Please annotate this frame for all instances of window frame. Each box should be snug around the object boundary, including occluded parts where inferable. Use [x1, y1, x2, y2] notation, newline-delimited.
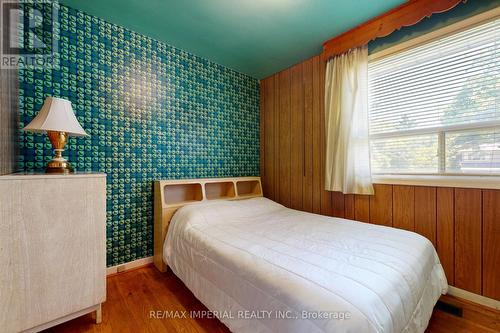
[367, 7, 500, 179]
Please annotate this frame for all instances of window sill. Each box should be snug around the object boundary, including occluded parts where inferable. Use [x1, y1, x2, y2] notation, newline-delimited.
[372, 175, 500, 190]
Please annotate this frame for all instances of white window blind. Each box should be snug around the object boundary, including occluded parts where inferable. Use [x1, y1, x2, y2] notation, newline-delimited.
[368, 17, 499, 175]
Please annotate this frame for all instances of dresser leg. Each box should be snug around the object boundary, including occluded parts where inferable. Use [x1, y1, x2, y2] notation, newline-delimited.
[95, 304, 102, 324]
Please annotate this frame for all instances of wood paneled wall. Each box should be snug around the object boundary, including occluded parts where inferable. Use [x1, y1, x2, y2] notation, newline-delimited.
[259, 57, 500, 301]
[260, 55, 330, 215]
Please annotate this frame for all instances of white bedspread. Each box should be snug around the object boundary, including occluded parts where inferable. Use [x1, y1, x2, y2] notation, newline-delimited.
[164, 197, 447, 333]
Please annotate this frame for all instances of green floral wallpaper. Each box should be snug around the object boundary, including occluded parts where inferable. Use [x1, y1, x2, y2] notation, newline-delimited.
[19, 2, 260, 266]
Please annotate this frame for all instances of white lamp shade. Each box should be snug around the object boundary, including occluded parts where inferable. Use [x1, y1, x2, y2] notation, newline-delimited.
[23, 97, 88, 137]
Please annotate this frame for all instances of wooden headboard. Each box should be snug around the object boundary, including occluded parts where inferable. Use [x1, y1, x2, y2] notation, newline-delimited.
[153, 177, 263, 272]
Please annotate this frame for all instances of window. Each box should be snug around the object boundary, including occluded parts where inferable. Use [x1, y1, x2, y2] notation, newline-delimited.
[368, 16, 499, 175]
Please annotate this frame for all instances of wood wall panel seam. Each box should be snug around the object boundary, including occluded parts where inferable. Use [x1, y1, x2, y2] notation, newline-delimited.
[311, 56, 322, 214]
[265, 77, 276, 200]
[279, 70, 291, 207]
[436, 187, 455, 286]
[354, 194, 370, 223]
[369, 184, 393, 226]
[414, 186, 437, 246]
[290, 64, 304, 210]
[344, 194, 355, 220]
[331, 191, 345, 218]
[319, 56, 333, 216]
[302, 59, 314, 212]
[482, 190, 500, 300]
[393, 185, 415, 231]
[454, 188, 482, 294]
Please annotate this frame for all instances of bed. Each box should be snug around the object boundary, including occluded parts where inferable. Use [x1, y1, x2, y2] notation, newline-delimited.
[154, 177, 448, 333]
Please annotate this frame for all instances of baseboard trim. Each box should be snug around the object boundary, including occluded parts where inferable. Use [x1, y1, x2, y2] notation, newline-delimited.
[447, 286, 500, 310]
[107, 256, 153, 276]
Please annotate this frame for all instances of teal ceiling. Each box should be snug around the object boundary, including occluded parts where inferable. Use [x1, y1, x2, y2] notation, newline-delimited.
[59, 0, 406, 78]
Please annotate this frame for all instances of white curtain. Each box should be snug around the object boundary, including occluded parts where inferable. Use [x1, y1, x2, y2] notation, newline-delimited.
[324, 46, 374, 195]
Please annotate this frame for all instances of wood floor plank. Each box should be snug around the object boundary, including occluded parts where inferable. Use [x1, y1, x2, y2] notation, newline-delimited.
[113, 269, 177, 333]
[439, 295, 500, 332]
[142, 267, 228, 333]
[426, 310, 498, 333]
[43, 265, 499, 333]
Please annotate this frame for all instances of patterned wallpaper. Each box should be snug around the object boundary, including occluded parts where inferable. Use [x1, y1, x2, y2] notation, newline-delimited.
[19, 2, 260, 266]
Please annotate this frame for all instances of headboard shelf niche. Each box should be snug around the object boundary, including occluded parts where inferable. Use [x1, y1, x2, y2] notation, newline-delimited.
[154, 177, 262, 272]
[163, 183, 203, 206]
[205, 181, 236, 200]
[237, 179, 262, 197]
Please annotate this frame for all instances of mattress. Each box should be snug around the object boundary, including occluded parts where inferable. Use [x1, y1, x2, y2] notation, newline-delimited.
[164, 197, 448, 333]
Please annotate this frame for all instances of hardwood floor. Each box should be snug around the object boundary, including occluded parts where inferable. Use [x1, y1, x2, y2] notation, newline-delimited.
[44, 265, 500, 333]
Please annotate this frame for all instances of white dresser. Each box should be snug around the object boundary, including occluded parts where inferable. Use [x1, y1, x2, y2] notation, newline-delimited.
[0, 173, 106, 333]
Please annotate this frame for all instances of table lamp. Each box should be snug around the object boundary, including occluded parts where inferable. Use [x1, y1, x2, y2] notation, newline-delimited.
[23, 97, 88, 173]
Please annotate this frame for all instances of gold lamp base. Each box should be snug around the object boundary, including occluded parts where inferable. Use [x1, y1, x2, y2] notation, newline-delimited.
[46, 159, 74, 174]
[46, 131, 74, 174]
